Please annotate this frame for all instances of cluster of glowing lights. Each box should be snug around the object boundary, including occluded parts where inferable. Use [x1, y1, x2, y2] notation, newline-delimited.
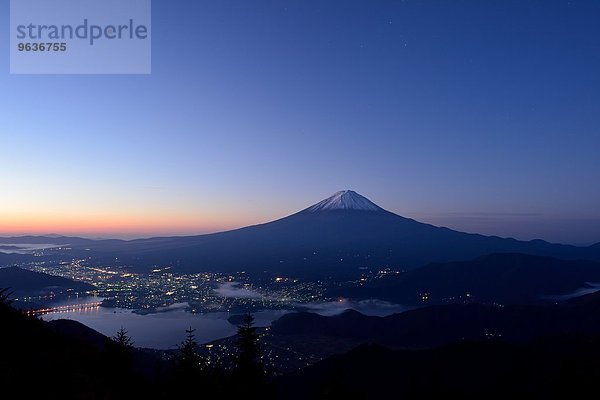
[26, 301, 102, 316]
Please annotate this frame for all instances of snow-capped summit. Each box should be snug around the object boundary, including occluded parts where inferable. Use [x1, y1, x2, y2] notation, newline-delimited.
[304, 190, 383, 212]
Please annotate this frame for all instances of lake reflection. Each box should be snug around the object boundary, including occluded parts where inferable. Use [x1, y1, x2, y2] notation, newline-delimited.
[42, 296, 410, 349]
[43, 306, 289, 349]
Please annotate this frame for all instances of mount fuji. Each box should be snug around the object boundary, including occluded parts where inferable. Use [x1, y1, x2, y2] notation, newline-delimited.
[45, 190, 599, 277]
[303, 190, 383, 212]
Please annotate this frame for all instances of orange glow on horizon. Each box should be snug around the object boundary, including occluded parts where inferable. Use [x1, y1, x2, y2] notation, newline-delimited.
[0, 211, 260, 238]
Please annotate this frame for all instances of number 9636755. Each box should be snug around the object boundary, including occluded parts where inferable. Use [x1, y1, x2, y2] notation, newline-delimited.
[17, 42, 67, 52]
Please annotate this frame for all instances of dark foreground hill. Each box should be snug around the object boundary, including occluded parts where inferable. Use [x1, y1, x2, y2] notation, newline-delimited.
[276, 338, 600, 400]
[0, 296, 161, 398]
[0, 266, 94, 297]
[0, 292, 270, 399]
[3, 286, 600, 399]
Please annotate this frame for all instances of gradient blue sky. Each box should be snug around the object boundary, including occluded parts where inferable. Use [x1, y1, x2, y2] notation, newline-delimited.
[1, 0, 599, 244]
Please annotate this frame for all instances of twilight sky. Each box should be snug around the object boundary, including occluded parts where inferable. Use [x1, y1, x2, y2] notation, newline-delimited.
[1, 0, 599, 244]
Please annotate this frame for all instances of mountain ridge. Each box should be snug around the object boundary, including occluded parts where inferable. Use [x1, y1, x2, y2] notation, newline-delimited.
[1, 191, 599, 275]
[0, 266, 94, 296]
[333, 253, 600, 305]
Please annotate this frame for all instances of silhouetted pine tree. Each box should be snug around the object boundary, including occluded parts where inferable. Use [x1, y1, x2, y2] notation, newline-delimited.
[113, 326, 133, 349]
[178, 327, 202, 370]
[104, 326, 136, 396]
[172, 326, 207, 394]
[233, 313, 267, 395]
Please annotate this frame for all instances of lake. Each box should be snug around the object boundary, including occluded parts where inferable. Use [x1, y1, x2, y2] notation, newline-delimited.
[43, 303, 289, 349]
[42, 297, 411, 349]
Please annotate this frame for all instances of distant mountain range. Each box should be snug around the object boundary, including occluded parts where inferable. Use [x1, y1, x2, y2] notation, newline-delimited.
[332, 253, 600, 305]
[271, 291, 600, 349]
[1, 191, 599, 277]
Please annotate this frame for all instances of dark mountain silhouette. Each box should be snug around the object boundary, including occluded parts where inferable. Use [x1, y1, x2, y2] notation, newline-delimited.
[201, 291, 600, 375]
[2, 283, 600, 399]
[246, 291, 600, 374]
[0, 296, 164, 398]
[0, 266, 94, 296]
[53, 190, 600, 276]
[0, 235, 123, 246]
[3, 191, 599, 276]
[271, 291, 600, 349]
[276, 338, 600, 399]
[0, 245, 24, 251]
[334, 253, 600, 305]
[0, 236, 124, 267]
[0, 302, 108, 397]
[47, 318, 111, 349]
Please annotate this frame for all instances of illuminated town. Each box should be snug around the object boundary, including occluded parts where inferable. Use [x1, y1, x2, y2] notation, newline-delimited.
[14, 258, 337, 314]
